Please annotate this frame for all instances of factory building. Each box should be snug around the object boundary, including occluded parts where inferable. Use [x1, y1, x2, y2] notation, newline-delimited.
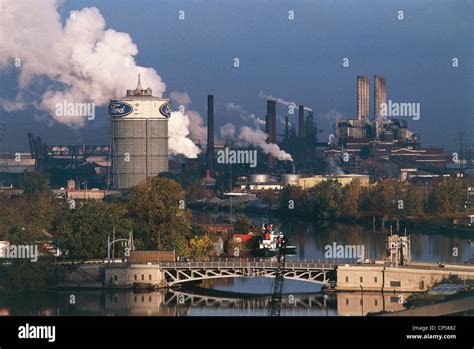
[357, 76, 369, 120]
[110, 75, 170, 189]
[374, 75, 387, 137]
[298, 174, 370, 189]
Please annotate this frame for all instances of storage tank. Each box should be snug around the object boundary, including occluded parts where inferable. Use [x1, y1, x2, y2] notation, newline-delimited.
[281, 174, 300, 186]
[110, 75, 170, 189]
[249, 174, 270, 183]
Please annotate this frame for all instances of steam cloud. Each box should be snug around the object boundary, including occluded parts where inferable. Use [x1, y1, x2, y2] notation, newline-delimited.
[238, 126, 293, 161]
[220, 123, 236, 139]
[168, 111, 201, 158]
[0, 0, 200, 158]
[258, 91, 312, 112]
[170, 91, 207, 144]
[225, 102, 265, 126]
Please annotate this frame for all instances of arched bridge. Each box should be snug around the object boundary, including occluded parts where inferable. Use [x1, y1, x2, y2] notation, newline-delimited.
[165, 289, 329, 309]
[158, 259, 337, 286]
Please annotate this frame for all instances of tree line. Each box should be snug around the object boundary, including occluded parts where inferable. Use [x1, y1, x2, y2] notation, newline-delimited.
[0, 174, 215, 291]
[278, 177, 467, 221]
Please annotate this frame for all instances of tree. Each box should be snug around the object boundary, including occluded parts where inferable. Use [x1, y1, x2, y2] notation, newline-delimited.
[21, 172, 50, 194]
[278, 185, 310, 216]
[55, 201, 131, 259]
[426, 178, 464, 215]
[128, 177, 191, 251]
[340, 180, 363, 217]
[401, 183, 426, 217]
[308, 179, 342, 221]
[360, 181, 397, 218]
[0, 193, 59, 244]
[187, 235, 214, 260]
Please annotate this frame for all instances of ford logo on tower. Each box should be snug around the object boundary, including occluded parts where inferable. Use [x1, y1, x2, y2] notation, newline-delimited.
[160, 103, 171, 118]
[109, 101, 133, 117]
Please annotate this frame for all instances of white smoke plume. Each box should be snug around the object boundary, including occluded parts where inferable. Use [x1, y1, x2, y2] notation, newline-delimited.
[258, 91, 312, 112]
[169, 91, 192, 106]
[170, 91, 207, 144]
[225, 102, 265, 127]
[220, 123, 236, 139]
[238, 126, 293, 161]
[0, 0, 200, 158]
[327, 157, 344, 175]
[168, 111, 201, 158]
[321, 109, 343, 133]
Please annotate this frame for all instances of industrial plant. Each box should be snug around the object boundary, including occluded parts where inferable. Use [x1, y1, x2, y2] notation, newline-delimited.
[0, 74, 470, 197]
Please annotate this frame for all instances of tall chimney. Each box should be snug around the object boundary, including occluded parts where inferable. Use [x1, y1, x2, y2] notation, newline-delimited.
[285, 116, 289, 141]
[207, 95, 214, 174]
[298, 105, 305, 137]
[357, 76, 369, 120]
[266, 100, 277, 169]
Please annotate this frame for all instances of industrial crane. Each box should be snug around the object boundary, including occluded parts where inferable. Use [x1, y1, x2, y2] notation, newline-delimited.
[268, 237, 287, 317]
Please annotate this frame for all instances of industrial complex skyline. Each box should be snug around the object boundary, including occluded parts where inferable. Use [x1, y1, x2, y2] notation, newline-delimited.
[0, 0, 472, 153]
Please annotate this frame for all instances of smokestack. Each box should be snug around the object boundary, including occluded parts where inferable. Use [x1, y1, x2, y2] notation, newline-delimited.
[357, 76, 369, 120]
[265, 100, 277, 169]
[207, 95, 215, 174]
[285, 116, 289, 141]
[374, 75, 387, 119]
[298, 105, 305, 137]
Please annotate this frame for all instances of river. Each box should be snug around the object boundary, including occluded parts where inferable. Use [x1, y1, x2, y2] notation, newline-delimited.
[0, 214, 472, 316]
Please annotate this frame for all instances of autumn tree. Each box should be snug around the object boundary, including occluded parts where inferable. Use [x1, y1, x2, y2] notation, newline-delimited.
[308, 179, 343, 221]
[55, 201, 132, 259]
[340, 179, 363, 217]
[128, 177, 192, 251]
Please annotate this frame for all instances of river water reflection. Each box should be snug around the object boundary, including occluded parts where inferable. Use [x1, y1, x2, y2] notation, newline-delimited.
[0, 218, 472, 316]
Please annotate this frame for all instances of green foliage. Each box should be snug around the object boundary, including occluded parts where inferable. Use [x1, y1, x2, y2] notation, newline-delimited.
[426, 178, 464, 215]
[308, 179, 343, 220]
[128, 177, 191, 251]
[0, 256, 55, 292]
[55, 201, 132, 259]
[278, 177, 467, 220]
[360, 181, 397, 218]
[0, 193, 59, 243]
[187, 235, 214, 261]
[20, 172, 50, 194]
[340, 180, 363, 217]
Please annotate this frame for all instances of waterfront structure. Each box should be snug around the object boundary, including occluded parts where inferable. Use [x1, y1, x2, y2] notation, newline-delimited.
[110, 75, 170, 189]
[386, 234, 411, 266]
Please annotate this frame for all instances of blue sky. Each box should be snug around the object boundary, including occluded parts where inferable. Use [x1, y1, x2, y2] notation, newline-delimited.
[1, 0, 472, 152]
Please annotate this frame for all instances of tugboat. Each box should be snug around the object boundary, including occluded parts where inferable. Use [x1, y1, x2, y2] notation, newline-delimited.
[254, 223, 297, 257]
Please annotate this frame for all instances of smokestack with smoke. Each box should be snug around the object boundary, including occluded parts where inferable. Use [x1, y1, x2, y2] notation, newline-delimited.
[298, 105, 305, 137]
[265, 100, 277, 169]
[0, 0, 200, 158]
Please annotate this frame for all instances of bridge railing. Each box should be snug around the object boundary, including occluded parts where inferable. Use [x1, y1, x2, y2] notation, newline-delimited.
[157, 260, 336, 270]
